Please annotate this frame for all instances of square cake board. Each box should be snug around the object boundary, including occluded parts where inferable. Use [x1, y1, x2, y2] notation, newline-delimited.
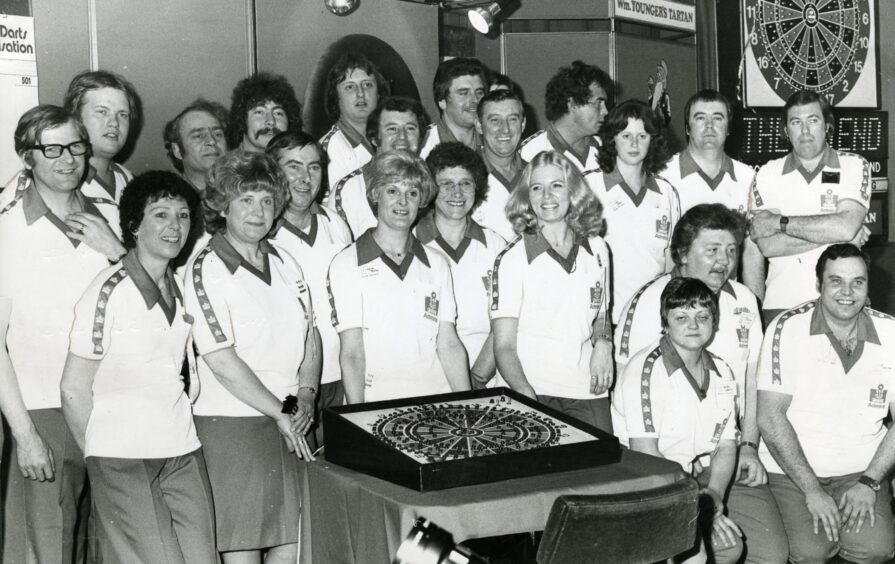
[323, 387, 621, 491]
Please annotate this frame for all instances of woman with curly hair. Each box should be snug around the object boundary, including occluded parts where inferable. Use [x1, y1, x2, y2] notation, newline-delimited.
[490, 150, 613, 431]
[590, 99, 680, 325]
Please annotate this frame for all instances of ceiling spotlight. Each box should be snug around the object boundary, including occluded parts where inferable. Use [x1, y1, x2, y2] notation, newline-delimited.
[324, 0, 359, 16]
[468, 1, 502, 34]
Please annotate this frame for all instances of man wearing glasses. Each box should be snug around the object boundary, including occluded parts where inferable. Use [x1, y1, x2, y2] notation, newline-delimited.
[0, 105, 123, 563]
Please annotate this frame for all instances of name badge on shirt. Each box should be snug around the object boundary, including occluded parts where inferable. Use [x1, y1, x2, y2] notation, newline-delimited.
[590, 282, 603, 310]
[820, 189, 839, 213]
[424, 292, 439, 322]
[822, 171, 840, 184]
[361, 265, 380, 278]
[716, 380, 737, 396]
[868, 384, 888, 408]
[655, 215, 670, 239]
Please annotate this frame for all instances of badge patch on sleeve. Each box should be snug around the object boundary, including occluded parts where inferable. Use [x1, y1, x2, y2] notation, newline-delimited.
[424, 292, 439, 322]
[590, 282, 603, 310]
[655, 215, 670, 239]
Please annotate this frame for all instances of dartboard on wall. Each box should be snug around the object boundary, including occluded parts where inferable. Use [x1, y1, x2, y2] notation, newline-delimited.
[741, 0, 878, 107]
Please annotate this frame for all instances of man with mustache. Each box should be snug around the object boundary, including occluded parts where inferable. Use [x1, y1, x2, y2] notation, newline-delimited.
[63, 70, 140, 204]
[519, 60, 610, 174]
[749, 90, 870, 326]
[229, 72, 302, 153]
[419, 57, 487, 159]
[164, 98, 229, 194]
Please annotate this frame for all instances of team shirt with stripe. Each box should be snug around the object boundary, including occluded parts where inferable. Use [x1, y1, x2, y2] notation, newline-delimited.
[325, 168, 377, 239]
[184, 234, 314, 417]
[519, 125, 601, 174]
[80, 163, 133, 204]
[0, 176, 120, 409]
[661, 149, 755, 215]
[69, 253, 200, 459]
[587, 169, 681, 323]
[320, 121, 374, 191]
[269, 204, 351, 386]
[611, 335, 738, 470]
[489, 231, 610, 399]
[750, 147, 871, 311]
[419, 120, 483, 160]
[326, 229, 457, 402]
[757, 302, 895, 477]
[415, 212, 506, 366]
[615, 274, 761, 412]
[473, 158, 522, 242]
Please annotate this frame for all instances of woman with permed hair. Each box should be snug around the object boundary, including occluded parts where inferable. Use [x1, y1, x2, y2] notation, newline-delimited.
[183, 150, 321, 564]
[589, 98, 680, 325]
[490, 150, 614, 431]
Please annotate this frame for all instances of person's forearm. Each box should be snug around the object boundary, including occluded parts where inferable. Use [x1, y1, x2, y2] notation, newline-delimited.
[741, 238, 766, 301]
[759, 404, 821, 493]
[787, 211, 863, 243]
[741, 362, 759, 444]
[0, 358, 38, 441]
[340, 353, 365, 404]
[298, 328, 322, 390]
[470, 334, 497, 388]
[494, 346, 535, 395]
[707, 442, 737, 499]
[754, 233, 821, 258]
[203, 348, 287, 418]
[437, 331, 471, 392]
[60, 384, 92, 454]
[862, 414, 895, 481]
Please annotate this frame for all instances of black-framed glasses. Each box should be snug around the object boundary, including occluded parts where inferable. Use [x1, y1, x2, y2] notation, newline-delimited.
[31, 140, 90, 158]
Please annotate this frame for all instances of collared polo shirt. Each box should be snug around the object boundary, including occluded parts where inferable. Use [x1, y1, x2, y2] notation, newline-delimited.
[757, 302, 895, 477]
[320, 120, 374, 191]
[80, 163, 133, 204]
[69, 253, 200, 459]
[0, 177, 119, 409]
[612, 335, 739, 470]
[269, 204, 351, 385]
[615, 273, 762, 412]
[419, 120, 483, 159]
[473, 156, 523, 242]
[751, 148, 871, 311]
[490, 231, 610, 399]
[661, 149, 755, 214]
[588, 168, 681, 323]
[185, 234, 314, 417]
[327, 230, 457, 402]
[326, 167, 377, 239]
[415, 212, 505, 364]
[519, 124, 601, 174]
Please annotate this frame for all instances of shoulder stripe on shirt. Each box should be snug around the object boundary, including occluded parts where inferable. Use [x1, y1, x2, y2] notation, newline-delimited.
[325, 268, 339, 327]
[770, 302, 815, 385]
[619, 274, 666, 357]
[0, 174, 29, 215]
[519, 130, 543, 150]
[91, 267, 128, 355]
[866, 308, 895, 322]
[192, 247, 228, 343]
[640, 345, 663, 433]
[490, 235, 521, 311]
[320, 125, 338, 150]
[332, 168, 364, 233]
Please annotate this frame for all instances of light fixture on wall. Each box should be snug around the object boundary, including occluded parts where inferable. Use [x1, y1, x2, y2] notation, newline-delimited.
[467, 1, 502, 33]
[396, 0, 516, 34]
[324, 0, 360, 16]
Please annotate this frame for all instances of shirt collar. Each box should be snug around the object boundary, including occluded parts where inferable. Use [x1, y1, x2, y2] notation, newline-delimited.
[522, 230, 592, 263]
[121, 251, 178, 309]
[809, 302, 880, 345]
[602, 167, 662, 194]
[435, 119, 482, 152]
[209, 232, 280, 274]
[484, 154, 524, 191]
[679, 148, 737, 181]
[337, 118, 375, 153]
[355, 229, 430, 268]
[415, 211, 487, 246]
[21, 178, 102, 226]
[782, 146, 840, 174]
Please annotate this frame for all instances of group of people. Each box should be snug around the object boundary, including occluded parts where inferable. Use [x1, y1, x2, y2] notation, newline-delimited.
[0, 49, 890, 564]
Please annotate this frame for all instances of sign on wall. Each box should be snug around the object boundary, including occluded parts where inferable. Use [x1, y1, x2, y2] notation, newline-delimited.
[740, 0, 878, 108]
[612, 0, 695, 33]
[0, 12, 39, 185]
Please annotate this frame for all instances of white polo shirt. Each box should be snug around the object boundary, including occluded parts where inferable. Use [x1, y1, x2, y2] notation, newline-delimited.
[419, 120, 483, 160]
[751, 148, 871, 311]
[69, 253, 200, 459]
[415, 212, 505, 364]
[615, 274, 762, 412]
[661, 149, 755, 215]
[326, 168, 377, 240]
[588, 169, 681, 323]
[519, 124, 601, 174]
[269, 204, 351, 386]
[757, 302, 895, 477]
[612, 336, 739, 470]
[327, 230, 457, 402]
[0, 177, 120, 409]
[473, 157, 522, 242]
[320, 120, 374, 191]
[490, 231, 611, 399]
[80, 163, 132, 204]
[185, 234, 314, 417]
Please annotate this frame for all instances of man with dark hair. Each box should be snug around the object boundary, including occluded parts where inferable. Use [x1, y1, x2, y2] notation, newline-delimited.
[229, 72, 302, 153]
[419, 57, 487, 158]
[758, 243, 895, 564]
[327, 96, 429, 237]
[749, 90, 870, 325]
[63, 69, 141, 203]
[615, 203, 788, 564]
[320, 52, 390, 188]
[163, 98, 229, 193]
[519, 60, 610, 173]
[474, 89, 526, 241]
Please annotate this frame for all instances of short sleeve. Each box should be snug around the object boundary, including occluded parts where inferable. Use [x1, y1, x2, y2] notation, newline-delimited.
[489, 243, 523, 319]
[69, 270, 121, 360]
[615, 282, 661, 367]
[838, 153, 872, 209]
[666, 182, 682, 231]
[756, 315, 794, 396]
[326, 248, 363, 332]
[184, 253, 235, 355]
[616, 352, 661, 439]
[749, 166, 769, 213]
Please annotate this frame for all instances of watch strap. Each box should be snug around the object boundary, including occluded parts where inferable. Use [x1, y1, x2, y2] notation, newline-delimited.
[858, 475, 881, 492]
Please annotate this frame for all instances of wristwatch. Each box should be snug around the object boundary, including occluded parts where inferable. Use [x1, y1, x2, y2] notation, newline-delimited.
[779, 216, 790, 234]
[858, 475, 881, 492]
[298, 386, 317, 396]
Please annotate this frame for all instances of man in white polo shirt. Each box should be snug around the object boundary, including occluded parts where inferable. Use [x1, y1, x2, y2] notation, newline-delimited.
[519, 60, 610, 174]
[749, 90, 870, 326]
[163, 98, 229, 194]
[758, 243, 895, 564]
[228, 72, 303, 154]
[320, 52, 390, 188]
[419, 57, 487, 159]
